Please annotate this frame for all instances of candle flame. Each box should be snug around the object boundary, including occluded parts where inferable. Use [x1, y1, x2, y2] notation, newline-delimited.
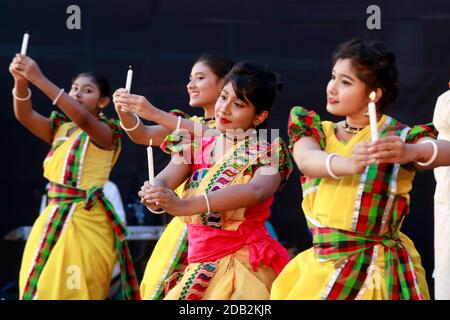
[369, 91, 376, 101]
[149, 139, 152, 146]
[129, 65, 132, 69]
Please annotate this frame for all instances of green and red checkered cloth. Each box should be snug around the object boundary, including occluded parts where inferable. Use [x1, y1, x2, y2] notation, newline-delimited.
[310, 224, 422, 299]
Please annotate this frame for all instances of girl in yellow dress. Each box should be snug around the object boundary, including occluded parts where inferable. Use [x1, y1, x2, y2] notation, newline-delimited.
[139, 62, 292, 299]
[9, 54, 139, 299]
[271, 39, 450, 300]
[113, 55, 234, 299]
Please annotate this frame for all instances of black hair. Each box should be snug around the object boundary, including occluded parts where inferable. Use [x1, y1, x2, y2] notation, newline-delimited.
[195, 54, 234, 79]
[223, 61, 281, 128]
[332, 38, 399, 112]
[72, 72, 111, 98]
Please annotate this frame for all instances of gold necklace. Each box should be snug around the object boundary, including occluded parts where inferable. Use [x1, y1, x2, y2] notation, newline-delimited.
[342, 121, 364, 134]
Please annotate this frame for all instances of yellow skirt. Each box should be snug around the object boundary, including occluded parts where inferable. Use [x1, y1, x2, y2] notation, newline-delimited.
[164, 250, 276, 300]
[19, 202, 116, 300]
[271, 233, 430, 300]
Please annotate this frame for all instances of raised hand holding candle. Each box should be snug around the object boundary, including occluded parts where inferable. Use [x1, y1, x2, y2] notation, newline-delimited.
[368, 91, 379, 141]
[147, 139, 155, 185]
[20, 32, 29, 55]
[125, 66, 133, 92]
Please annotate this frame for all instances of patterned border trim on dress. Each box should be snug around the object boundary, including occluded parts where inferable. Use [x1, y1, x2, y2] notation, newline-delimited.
[355, 244, 380, 299]
[24, 203, 76, 299]
[320, 258, 348, 300]
[76, 135, 89, 187]
[25, 205, 59, 300]
[379, 126, 409, 233]
[149, 225, 188, 300]
[405, 249, 423, 299]
[179, 262, 218, 300]
[302, 177, 321, 197]
[60, 132, 80, 185]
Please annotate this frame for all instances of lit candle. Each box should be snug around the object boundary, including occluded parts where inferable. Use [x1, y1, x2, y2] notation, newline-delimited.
[147, 139, 155, 185]
[20, 32, 29, 55]
[125, 66, 133, 92]
[368, 91, 378, 141]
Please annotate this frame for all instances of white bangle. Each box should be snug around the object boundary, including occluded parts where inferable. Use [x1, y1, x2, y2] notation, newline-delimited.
[417, 140, 438, 166]
[52, 88, 65, 105]
[12, 88, 32, 101]
[148, 207, 165, 215]
[120, 113, 141, 131]
[203, 193, 211, 214]
[325, 153, 342, 179]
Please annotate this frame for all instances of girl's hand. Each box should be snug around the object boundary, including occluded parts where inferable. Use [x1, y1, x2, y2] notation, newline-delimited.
[112, 92, 158, 121]
[367, 136, 416, 164]
[138, 181, 158, 212]
[351, 141, 376, 174]
[138, 182, 184, 215]
[9, 54, 44, 84]
[112, 88, 131, 115]
[9, 55, 27, 82]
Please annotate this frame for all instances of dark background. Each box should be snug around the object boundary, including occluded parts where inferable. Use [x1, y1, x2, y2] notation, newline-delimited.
[1, 0, 449, 299]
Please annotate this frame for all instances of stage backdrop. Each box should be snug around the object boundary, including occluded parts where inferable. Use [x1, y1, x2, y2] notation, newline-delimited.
[1, 0, 449, 298]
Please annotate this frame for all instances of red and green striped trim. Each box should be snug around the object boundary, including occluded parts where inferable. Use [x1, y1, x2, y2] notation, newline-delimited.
[22, 203, 73, 300]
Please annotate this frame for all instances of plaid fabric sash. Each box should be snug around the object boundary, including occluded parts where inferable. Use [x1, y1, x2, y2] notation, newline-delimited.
[310, 225, 423, 300]
[22, 182, 140, 300]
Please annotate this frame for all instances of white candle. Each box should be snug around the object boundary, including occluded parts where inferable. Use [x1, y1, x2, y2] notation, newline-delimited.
[368, 91, 378, 141]
[147, 139, 155, 185]
[146, 139, 164, 214]
[125, 66, 133, 92]
[20, 32, 29, 55]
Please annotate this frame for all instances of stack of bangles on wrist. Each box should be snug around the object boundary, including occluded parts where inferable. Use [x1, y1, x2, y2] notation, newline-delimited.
[325, 152, 342, 179]
[120, 113, 141, 131]
[416, 140, 438, 166]
[12, 87, 32, 101]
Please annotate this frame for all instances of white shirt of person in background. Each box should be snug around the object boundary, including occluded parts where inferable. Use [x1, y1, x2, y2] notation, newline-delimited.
[433, 88, 450, 300]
